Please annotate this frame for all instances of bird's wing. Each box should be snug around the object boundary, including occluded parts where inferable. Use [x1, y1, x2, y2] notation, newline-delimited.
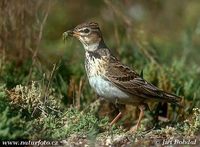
[104, 56, 181, 104]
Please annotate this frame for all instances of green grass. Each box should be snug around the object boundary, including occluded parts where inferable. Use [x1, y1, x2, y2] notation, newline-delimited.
[0, 45, 200, 145]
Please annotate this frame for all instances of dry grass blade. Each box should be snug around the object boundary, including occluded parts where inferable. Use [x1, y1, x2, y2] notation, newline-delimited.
[104, 0, 132, 27]
[27, 0, 52, 81]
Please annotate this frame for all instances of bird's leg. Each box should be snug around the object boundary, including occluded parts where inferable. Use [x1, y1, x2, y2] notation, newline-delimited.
[130, 104, 146, 133]
[110, 111, 122, 125]
[110, 98, 124, 126]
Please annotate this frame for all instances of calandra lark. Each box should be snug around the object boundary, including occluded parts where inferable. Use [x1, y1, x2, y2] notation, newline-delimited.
[63, 22, 181, 132]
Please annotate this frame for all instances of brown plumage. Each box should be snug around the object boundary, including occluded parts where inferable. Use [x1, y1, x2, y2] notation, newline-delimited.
[106, 56, 181, 104]
[64, 22, 182, 132]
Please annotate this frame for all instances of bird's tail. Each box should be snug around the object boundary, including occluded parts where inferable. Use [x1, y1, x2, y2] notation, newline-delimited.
[162, 91, 182, 107]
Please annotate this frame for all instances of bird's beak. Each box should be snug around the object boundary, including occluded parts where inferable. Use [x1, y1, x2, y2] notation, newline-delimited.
[67, 30, 74, 36]
[63, 29, 80, 40]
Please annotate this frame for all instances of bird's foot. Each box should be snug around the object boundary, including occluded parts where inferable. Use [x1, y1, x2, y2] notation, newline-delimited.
[129, 125, 139, 133]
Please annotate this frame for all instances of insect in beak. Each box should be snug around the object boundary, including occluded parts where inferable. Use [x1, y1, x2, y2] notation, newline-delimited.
[63, 29, 81, 42]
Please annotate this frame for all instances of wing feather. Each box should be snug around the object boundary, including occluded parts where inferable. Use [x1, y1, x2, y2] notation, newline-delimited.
[105, 57, 181, 104]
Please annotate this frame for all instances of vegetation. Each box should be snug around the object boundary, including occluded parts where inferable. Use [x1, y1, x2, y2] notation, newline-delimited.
[0, 0, 200, 146]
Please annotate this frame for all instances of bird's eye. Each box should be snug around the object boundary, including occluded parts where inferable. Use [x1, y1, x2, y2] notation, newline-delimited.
[83, 29, 90, 33]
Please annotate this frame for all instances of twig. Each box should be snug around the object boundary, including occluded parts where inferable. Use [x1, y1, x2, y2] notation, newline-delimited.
[31, 105, 48, 117]
[44, 63, 58, 103]
[27, 0, 51, 82]
[76, 77, 85, 110]
[46, 105, 62, 114]
[34, 0, 51, 59]
[0, 48, 5, 74]
[31, 63, 58, 117]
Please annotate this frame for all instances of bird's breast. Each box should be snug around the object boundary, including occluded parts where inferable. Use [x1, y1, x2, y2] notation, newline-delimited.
[85, 52, 129, 101]
[84, 52, 141, 104]
[88, 75, 129, 102]
[85, 52, 107, 77]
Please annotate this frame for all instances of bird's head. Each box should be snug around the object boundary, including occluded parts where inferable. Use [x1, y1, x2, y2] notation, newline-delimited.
[63, 22, 105, 51]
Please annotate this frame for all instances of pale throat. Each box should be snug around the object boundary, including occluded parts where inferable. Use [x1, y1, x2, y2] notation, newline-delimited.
[79, 36, 102, 51]
[82, 42, 99, 51]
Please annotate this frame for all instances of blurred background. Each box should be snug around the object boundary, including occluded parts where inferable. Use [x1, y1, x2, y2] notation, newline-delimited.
[1, 0, 200, 63]
[0, 0, 200, 141]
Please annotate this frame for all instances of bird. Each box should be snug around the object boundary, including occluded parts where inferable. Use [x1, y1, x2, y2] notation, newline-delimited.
[63, 22, 181, 132]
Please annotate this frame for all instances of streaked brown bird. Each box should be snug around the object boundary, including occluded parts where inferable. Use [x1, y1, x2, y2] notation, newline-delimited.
[63, 22, 181, 132]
